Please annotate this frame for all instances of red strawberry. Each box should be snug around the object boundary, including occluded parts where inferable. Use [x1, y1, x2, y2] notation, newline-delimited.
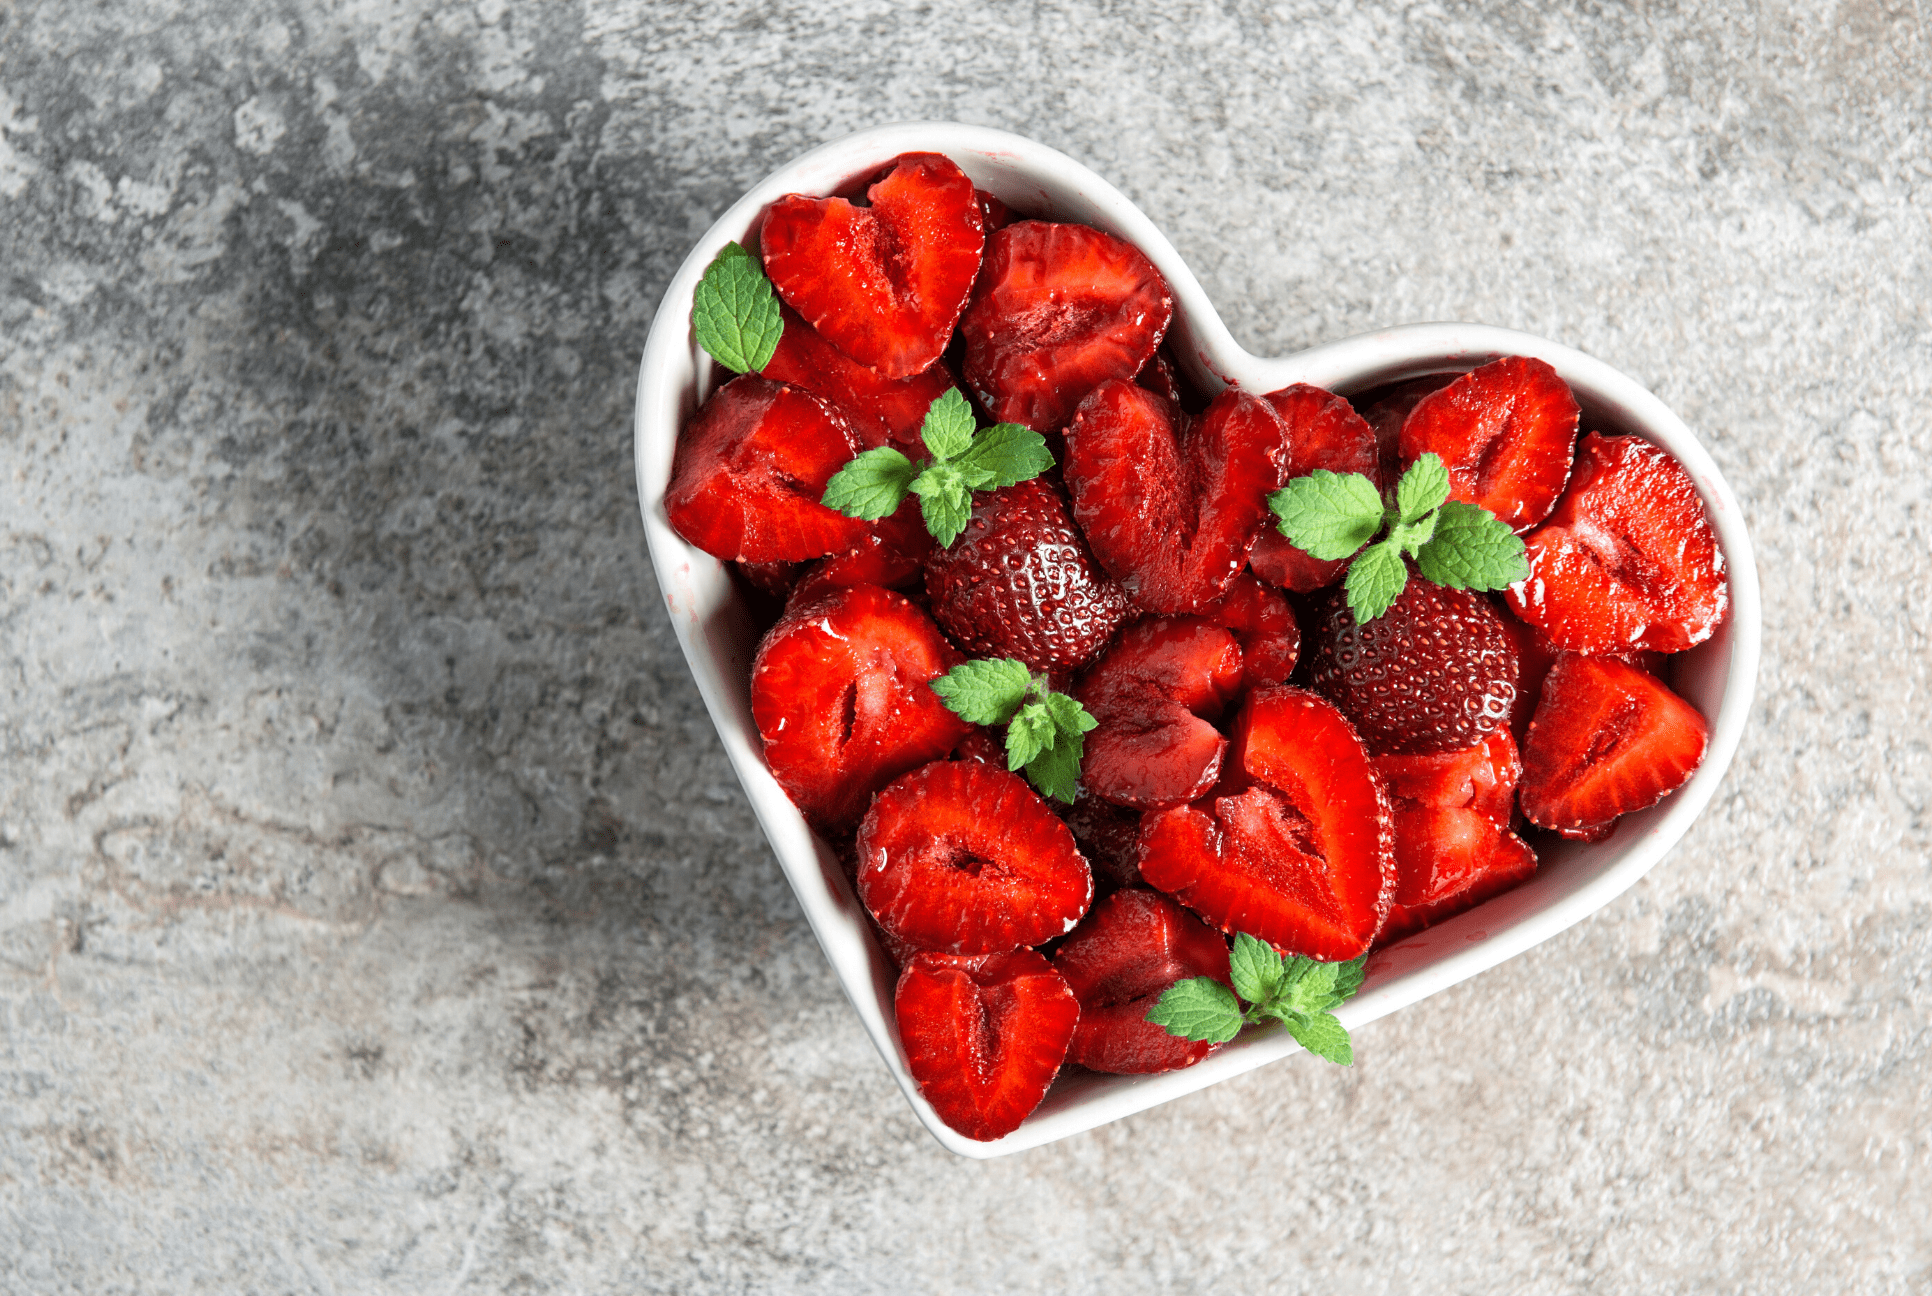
[666, 376, 871, 564]
[1379, 830, 1538, 945]
[924, 477, 1132, 673]
[761, 152, 984, 379]
[761, 304, 958, 456]
[857, 761, 1093, 954]
[1399, 356, 1579, 532]
[1357, 373, 1456, 489]
[1506, 432, 1729, 654]
[895, 948, 1079, 1142]
[1139, 687, 1395, 960]
[1518, 653, 1709, 833]
[791, 501, 935, 603]
[975, 188, 1016, 232]
[1307, 577, 1519, 755]
[1375, 724, 1522, 824]
[1248, 384, 1381, 593]
[1499, 609, 1562, 741]
[1075, 617, 1244, 810]
[960, 222, 1174, 432]
[1199, 572, 1300, 686]
[1053, 890, 1233, 1074]
[1057, 794, 1145, 892]
[750, 586, 971, 832]
[1065, 382, 1292, 613]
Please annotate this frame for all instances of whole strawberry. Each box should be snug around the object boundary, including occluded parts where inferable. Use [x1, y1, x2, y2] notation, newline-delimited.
[925, 477, 1131, 673]
[1307, 577, 1519, 755]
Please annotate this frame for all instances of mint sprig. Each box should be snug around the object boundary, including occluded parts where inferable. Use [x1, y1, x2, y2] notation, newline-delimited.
[1267, 452, 1528, 622]
[820, 390, 1053, 546]
[929, 658, 1098, 803]
[691, 242, 783, 374]
[1145, 933, 1368, 1065]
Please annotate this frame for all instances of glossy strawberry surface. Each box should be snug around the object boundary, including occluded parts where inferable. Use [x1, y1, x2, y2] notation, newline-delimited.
[1199, 572, 1299, 687]
[1053, 890, 1233, 1074]
[1249, 383, 1382, 593]
[1074, 617, 1243, 809]
[1519, 653, 1709, 833]
[761, 304, 958, 456]
[1398, 355, 1579, 532]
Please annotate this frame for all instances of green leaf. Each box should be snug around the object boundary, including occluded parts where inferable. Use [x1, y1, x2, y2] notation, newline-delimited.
[1039, 690, 1098, 739]
[909, 465, 973, 547]
[1280, 1010, 1354, 1065]
[691, 242, 783, 373]
[1395, 452, 1451, 524]
[1267, 470, 1386, 562]
[1228, 933, 1284, 1006]
[1414, 501, 1530, 591]
[1005, 700, 1057, 769]
[820, 447, 919, 521]
[1330, 955, 1368, 1005]
[1387, 509, 1439, 561]
[1343, 538, 1409, 622]
[919, 388, 976, 463]
[1283, 958, 1342, 1011]
[1146, 977, 1246, 1044]
[955, 423, 1054, 489]
[929, 658, 1032, 726]
[1022, 735, 1084, 804]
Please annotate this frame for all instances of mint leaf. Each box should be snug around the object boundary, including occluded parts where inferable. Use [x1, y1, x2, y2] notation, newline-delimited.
[929, 658, 1031, 726]
[820, 447, 918, 521]
[909, 465, 973, 547]
[1146, 977, 1245, 1044]
[1329, 955, 1368, 1006]
[1343, 538, 1409, 622]
[1228, 933, 1284, 1006]
[1281, 957, 1342, 1012]
[954, 423, 1054, 489]
[1039, 690, 1097, 742]
[1280, 1011, 1353, 1065]
[691, 242, 783, 373]
[1387, 509, 1438, 560]
[1395, 452, 1451, 524]
[1414, 501, 1530, 591]
[1267, 470, 1385, 562]
[919, 388, 976, 463]
[1005, 700, 1057, 769]
[1022, 733, 1084, 804]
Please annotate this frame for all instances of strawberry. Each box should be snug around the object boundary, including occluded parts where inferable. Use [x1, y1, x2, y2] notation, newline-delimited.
[923, 477, 1132, 673]
[1248, 384, 1381, 593]
[1378, 830, 1538, 944]
[975, 188, 1016, 232]
[1065, 382, 1292, 613]
[1506, 432, 1729, 654]
[1057, 794, 1145, 892]
[1375, 724, 1522, 824]
[857, 760, 1093, 954]
[1199, 571, 1300, 686]
[666, 376, 871, 564]
[761, 152, 984, 379]
[1358, 373, 1456, 488]
[1139, 687, 1395, 960]
[750, 585, 971, 832]
[1518, 653, 1709, 834]
[790, 501, 935, 604]
[1307, 576, 1519, 755]
[1399, 356, 1578, 531]
[1074, 617, 1244, 810]
[1052, 890, 1233, 1074]
[895, 948, 1079, 1141]
[760, 304, 958, 456]
[959, 222, 1174, 432]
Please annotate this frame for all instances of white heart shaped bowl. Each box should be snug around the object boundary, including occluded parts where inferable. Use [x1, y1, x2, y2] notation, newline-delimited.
[634, 122, 1761, 1158]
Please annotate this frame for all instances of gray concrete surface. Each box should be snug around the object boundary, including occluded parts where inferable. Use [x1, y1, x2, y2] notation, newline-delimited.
[2, 1, 1928, 1291]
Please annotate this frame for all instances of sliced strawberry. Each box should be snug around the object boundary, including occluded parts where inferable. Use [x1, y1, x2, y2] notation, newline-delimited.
[975, 188, 1016, 232]
[1057, 794, 1145, 892]
[1379, 830, 1538, 945]
[1139, 687, 1395, 960]
[734, 559, 799, 600]
[1249, 384, 1382, 593]
[1398, 356, 1580, 532]
[949, 726, 1007, 768]
[857, 761, 1093, 954]
[895, 948, 1079, 1142]
[1500, 609, 1561, 741]
[1374, 725, 1522, 825]
[1200, 572, 1299, 686]
[750, 586, 971, 832]
[1518, 653, 1709, 833]
[761, 152, 984, 379]
[1065, 382, 1292, 613]
[666, 376, 871, 564]
[791, 501, 935, 603]
[1308, 577, 1519, 755]
[1053, 891, 1232, 1074]
[761, 304, 958, 455]
[960, 222, 1173, 432]
[1357, 373, 1456, 487]
[1506, 432, 1729, 654]
[1075, 617, 1242, 810]
[924, 477, 1131, 673]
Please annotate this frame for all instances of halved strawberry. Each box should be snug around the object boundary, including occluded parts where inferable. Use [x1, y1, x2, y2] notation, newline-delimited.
[895, 948, 1079, 1141]
[1378, 830, 1538, 945]
[924, 477, 1132, 673]
[790, 501, 935, 604]
[1057, 794, 1145, 892]
[960, 222, 1173, 431]
[750, 585, 971, 832]
[1506, 432, 1729, 654]
[1065, 382, 1292, 613]
[1248, 384, 1381, 593]
[761, 152, 984, 379]
[1518, 653, 1709, 833]
[1399, 356, 1579, 532]
[1200, 572, 1300, 686]
[666, 376, 871, 563]
[1075, 617, 1244, 810]
[1374, 724, 1522, 824]
[761, 304, 959, 456]
[857, 761, 1093, 954]
[1139, 687, 1395, 960]
[1357, 373, 1456, 487]
[1052, 890, 1233, 1074]
[975, 188, 1016, 232]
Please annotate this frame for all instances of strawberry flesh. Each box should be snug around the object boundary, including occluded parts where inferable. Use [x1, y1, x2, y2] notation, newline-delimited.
[1053, 890, 1233, 1074]
[1199, 572, 1300, 686]
[1398, 356, 1579, 532]
[1057, 795, 1146, 892]
[1518, 653, 1709, 833]
[761, 152, 984, 379]
[791, 501, 935, 603]
[895, 948, 1079, 1142]
[1074, 617, 1244, 810]
[1249, 384, 1381, 593]
[761, 304, 959, 456]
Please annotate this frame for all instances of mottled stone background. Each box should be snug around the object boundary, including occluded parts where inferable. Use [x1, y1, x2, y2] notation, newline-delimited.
[2, 0, 1927, 1291]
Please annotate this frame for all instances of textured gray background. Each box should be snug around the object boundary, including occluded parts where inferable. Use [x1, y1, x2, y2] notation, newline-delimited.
[2, 0, 1928, 1291]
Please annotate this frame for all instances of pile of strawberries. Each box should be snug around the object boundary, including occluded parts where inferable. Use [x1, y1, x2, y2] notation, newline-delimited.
[663, 152, 1729, 1141]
